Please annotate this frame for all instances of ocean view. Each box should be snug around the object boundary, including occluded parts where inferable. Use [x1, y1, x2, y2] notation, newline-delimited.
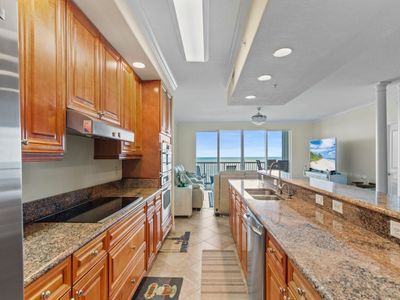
[196, 157, 281, 162]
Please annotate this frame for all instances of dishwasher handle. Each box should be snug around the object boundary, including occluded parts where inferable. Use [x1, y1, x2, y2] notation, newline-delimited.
[250, 224, 263, 236]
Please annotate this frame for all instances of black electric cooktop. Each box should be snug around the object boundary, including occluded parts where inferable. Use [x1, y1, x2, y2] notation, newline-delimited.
[36, 196, 142, 223]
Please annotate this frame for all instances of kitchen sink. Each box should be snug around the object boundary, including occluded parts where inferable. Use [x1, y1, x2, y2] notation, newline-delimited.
[245, 188, 280, 201]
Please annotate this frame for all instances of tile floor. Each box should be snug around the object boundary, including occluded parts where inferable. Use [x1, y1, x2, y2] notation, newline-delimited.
[147, 208, 246, 299]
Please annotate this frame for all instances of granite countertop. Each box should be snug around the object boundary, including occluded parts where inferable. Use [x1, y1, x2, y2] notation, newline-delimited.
[230, 179, 400, 300]
[258, 170, 400, 220]
[23, 187, 161, 287]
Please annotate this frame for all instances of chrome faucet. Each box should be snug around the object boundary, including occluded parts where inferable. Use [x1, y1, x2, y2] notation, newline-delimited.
[269, 161, 282, 190]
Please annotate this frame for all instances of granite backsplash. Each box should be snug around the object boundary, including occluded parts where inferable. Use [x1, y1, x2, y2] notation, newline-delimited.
[23, 178, 160, 224]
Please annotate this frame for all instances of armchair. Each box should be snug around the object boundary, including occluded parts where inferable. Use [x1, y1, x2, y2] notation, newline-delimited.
[174, 164, 204, 209]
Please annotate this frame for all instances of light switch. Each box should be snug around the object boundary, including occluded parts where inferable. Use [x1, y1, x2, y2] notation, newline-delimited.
[332, 200, 343, 214]
[315, 194, 324, 206]
[390, 220, 400, 239]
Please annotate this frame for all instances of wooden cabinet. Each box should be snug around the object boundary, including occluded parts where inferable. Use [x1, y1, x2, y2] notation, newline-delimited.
[72, 255, 108, 300]
[160, 87, 172, 136]
[109, 220, 146, 295]
[287, 260, 321, 300]
[122, 80, 172, 181]
[66, 0, 100, 118]
[72, 232, 108, 283]
[266, 260, 286, 300]
[155, 196, 163, 251]
[100, 39, 121, 125]
[19, 0, 66, 161]
[24, 258, 71, 300]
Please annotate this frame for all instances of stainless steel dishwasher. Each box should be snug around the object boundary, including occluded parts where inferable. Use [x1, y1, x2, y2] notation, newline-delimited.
[245, 209, 265, 300]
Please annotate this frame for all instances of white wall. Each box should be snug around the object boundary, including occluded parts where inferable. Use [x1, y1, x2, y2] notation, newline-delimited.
[175, 121, 314, 179]
[312, 85, 398, 183]
[22, 135, 122, 202]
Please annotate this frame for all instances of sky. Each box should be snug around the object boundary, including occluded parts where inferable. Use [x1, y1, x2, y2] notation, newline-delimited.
[196, 130, 284, 158]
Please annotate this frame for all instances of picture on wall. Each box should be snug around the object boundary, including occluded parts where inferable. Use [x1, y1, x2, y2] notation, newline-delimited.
[309, 138, 336, 172]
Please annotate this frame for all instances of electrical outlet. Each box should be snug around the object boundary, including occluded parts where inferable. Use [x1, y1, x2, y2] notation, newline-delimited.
[315, 211, 324, 224]
[332, 200, 343, 214]
[390, 220, 400, 239]
[273, 179, 278, 186]
[315, 194, 324, 206]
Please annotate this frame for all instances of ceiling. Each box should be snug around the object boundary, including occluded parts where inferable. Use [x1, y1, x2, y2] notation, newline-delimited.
[74, 0, 400, 122]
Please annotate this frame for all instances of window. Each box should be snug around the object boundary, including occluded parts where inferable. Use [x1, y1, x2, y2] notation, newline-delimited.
[244, 130, 266, 170]
[195, 130, 289, 186]
[196, 131, 218, 184]
[219, 131, 241, 171]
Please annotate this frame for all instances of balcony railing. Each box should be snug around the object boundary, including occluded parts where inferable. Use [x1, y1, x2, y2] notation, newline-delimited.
[196, 161, 266, 184]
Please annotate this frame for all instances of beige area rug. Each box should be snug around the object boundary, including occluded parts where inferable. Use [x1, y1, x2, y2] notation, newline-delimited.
[201, 250, 248, 300]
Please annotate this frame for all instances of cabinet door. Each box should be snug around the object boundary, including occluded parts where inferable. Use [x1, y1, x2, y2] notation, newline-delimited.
[73, 256, 108, 300]
[240, 219, 247, 277]
[166, 94, 172, 135]
[266, 261, 286, 300]
[19, 0, 66, 160]
[67, 0, 100, 118]
[160, 86, 168, 135]
[120, 60, 135, 154]
[100, 40, 121, 125]
[155, 204, 162, 251]
[132, 75, 143, 154]
[147, 210, 156, 268]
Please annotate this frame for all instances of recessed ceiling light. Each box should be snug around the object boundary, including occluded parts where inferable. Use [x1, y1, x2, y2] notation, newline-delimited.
[273, 48, 292, 58]
[132, 62, 145, 69]
[245, 95, 256, 100]
[173, 0, 206, 62]
[257, 75, 272, 81]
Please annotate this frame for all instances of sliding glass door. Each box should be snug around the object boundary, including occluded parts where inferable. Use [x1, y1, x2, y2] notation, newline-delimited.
[196, 131, 218, 185]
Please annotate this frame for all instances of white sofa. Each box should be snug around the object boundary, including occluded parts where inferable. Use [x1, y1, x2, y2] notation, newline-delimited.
[213, 171, 259, 215]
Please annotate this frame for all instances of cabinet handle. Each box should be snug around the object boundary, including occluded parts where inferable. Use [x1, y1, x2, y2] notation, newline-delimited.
[130, 278, 136, 284]
[41, 290, 51, 300]
[98, 112, 104, 118]
[76, 289, 84, 298]
[284, 296, 291, 300]
[21, 139, 29, 145]
[130, 245, 136, 250]
[91, 249, 99, 257]
[297, 287, 305, 296]
[279, 287, 286, 294]
[267, 247, 275, 254]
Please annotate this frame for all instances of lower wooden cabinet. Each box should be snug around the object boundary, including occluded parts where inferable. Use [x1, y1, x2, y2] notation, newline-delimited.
[72, 255, 108, 300]
[228, 183, 322, 300]
[24, 258, 71, 300]
[266, 259, 286, 300]
[25, 195, 165, 300]
[110, 251, 146, 300]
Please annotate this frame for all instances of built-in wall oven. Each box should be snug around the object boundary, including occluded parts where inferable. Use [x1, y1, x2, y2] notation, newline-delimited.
[160, 142, 172, 223]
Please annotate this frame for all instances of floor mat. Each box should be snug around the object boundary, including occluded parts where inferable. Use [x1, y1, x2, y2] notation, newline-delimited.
[201, 250, 247, 299]
[132, 277, 183, 300]
[159, 231, 190, 253]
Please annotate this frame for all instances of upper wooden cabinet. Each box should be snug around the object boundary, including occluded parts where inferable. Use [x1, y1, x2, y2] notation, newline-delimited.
[160, 87, 172, 136]
[66, 0, 100, 118]
[100, 39, 121, 125]
[19, 0, 67, 161]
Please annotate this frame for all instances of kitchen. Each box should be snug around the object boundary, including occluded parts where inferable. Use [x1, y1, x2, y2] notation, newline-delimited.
[2, 0, 400, 300]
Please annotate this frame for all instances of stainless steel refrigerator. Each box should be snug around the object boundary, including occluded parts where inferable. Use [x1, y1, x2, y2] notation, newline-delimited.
[0, 0, 24, 299]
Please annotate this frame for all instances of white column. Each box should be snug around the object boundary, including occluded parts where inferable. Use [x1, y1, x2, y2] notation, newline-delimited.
[398, 85, 400, 196]
[376, 81, 390, 193]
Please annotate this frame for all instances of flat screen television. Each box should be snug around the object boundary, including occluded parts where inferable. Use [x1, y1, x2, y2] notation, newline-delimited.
[309, 137, 336, 172]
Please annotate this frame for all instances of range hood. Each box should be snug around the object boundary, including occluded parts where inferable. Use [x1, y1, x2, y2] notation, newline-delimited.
[67, 109, 134, 142]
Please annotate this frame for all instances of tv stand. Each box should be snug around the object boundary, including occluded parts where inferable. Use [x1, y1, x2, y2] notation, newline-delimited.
[304, 170, 347, 184]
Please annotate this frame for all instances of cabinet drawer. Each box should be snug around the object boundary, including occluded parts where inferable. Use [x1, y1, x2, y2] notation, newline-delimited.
[108, 202, 146, 248]
[110, 251, 146, 300]
[72, 232, 107, 283]
[266, 235, 287, 282]
[288, 260, 321, 300]
[25, 258, 71, 300]
[109, 221, 146, 293]
[72, 255, 108, 300]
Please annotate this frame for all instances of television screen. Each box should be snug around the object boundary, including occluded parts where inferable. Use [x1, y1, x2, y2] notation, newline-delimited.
[309, 138, 336, 172]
